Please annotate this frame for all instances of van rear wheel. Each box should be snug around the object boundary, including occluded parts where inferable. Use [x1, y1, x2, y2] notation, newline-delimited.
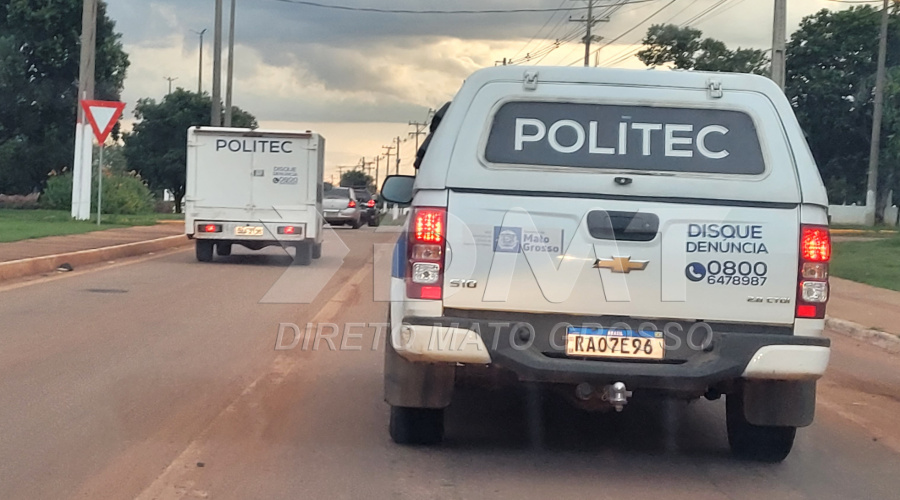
[312, 242, 322, 259]
[389, 406, 444, 445]
[196, 241, 214, 262]
[726, 392, 796, 462]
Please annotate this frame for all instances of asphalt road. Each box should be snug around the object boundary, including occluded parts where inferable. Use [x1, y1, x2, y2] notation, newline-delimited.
[1, 227, 899, 500]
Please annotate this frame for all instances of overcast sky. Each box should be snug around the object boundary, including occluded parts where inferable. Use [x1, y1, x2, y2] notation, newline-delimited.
[104, 0, 854, 181]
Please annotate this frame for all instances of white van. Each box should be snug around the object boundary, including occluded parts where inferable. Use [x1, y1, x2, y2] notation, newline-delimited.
[380, 67, 831, 462]
[185, 127, 325, 264]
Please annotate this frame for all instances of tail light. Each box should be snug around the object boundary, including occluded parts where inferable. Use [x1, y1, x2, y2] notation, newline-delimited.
[199, 224, 222, 233]
[277, 226, 297, 235]
[367, 199, 376, 208]
[407, 207, 447, 300]
[348, 199, 357, 209]
[796, 225, 831, 319]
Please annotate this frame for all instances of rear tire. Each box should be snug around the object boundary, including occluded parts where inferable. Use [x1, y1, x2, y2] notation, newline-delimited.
[312, 242, 322, 259]
[293, 242, 312, 266]
[389, 406, 444, 445]
[726, 391, 796, 462]
[368, 215, 381, 227]
[350, 218, 361, 229]
[196, 241, 214, 262]
[216, 242, 232, 256]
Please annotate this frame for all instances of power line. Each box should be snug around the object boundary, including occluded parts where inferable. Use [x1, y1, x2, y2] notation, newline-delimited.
[598, 0, 736, 67]
[268, 0, 660, 15]
[567, 0, 676, 66]
[680, 0, 729, 26]
[509, 0, 569, 61]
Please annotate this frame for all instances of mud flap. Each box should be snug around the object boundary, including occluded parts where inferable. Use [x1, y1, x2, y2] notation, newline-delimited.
[742, 380, 816, 427]
[384, 330, 455, 409]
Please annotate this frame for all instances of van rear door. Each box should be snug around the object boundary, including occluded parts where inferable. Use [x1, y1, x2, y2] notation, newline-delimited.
[441, 82, 801, 326]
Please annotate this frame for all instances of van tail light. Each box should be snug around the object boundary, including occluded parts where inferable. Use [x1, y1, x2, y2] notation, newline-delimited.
[199, 224, 222, 233]
[407, 207, 447, 300]
[796, 225, 830, 319]
[367, 199, 376, 208]
[348, 199, 357, 209]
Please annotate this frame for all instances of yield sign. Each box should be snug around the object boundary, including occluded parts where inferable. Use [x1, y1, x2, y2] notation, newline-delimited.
[80, 100, 126, 143]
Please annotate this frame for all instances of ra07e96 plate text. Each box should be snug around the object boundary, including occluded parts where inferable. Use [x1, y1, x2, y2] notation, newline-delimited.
[235, 226, 264, 236]
[566, 327, 665, 360]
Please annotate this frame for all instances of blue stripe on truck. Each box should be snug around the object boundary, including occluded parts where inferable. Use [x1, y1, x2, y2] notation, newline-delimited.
[392, 234, 406, 279]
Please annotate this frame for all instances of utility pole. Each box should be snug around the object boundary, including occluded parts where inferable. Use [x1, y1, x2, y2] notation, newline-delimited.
[395, 136, 402, 175]
[224, 0, 236, 127]
[362, 158, 375, 190]
[192, 29, 207, 93]
[375, 155, 381, 191]
[164, 76, 178, 95]
[211, 0, 224, 126]
[570, 0, 606, 67]
[382, 145, 396, 177]
[71, 0, 97, 221]
[867, 0, 891, 226]
[409, 121, 428, 153]
[771, 0, 787, 89]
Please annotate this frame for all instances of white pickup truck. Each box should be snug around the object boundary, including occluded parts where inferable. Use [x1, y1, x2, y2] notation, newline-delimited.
[185, 127, 325, 265]
[380, 67, 831, 462]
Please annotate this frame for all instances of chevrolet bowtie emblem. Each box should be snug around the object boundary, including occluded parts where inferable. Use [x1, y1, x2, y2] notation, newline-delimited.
[593, 256, 649, 274]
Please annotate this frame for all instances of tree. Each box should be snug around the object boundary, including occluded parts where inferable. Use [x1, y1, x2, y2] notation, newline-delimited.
[340, 170, 375, 193]
[786, 6, 900, 211]
[0, 0, 129, 194]
[123, 89, 257, 212]
[637, 24, 769, 75]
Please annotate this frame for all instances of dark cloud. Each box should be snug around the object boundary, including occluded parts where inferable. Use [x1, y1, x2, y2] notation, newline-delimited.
[106, 0, 846, 124]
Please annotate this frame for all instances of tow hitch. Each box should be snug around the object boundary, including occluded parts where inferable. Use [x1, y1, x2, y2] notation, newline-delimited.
[606, 382, 632, 412]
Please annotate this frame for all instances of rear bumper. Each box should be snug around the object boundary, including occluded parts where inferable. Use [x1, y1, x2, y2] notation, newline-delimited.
[190, 220, 308, 241]
[324, 210, 359, 223]
[398, 315, 830, 393]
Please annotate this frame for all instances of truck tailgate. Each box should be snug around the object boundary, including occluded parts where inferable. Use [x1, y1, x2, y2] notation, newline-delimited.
[443, 191, 799, 326]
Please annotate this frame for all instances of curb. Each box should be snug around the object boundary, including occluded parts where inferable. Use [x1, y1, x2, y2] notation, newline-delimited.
[0, 235, 191, 282]
[830, 229, 897, 236]
[826, 317, 900, 355]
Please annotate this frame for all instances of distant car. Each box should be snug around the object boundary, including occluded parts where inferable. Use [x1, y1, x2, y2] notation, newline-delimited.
[358, 192, 382, 227]
[323, 187, 362, 228]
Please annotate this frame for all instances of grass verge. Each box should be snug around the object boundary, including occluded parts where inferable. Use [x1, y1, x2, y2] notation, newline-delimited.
[0, 210, 183, 243]
[831, 235, 900, 292]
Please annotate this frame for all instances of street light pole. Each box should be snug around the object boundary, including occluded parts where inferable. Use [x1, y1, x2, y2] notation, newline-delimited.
[224, 0, 236, 127]
[771, 0, 787, 89]
[211, 0, 224, 126]
[71, 0, 97, 221]
[866, 0, 891, 225]
[191, 29, 207, 94]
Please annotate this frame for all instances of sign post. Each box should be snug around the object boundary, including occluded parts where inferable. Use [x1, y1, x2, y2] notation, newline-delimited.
[80, 100, 126, 225]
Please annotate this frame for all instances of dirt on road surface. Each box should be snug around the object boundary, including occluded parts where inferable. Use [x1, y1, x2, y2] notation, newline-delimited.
[0, 227, 898, 500]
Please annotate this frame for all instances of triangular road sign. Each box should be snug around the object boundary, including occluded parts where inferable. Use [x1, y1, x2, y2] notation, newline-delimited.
[81, 100, 126, 144]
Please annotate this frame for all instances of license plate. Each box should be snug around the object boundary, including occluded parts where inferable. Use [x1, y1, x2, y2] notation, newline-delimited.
[566, 327, 665, 360]
[235, 226, 264, 236]
[325, 211, 338, 216]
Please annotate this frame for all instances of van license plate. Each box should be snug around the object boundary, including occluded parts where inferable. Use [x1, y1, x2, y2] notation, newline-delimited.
[235, 226, 264, 236]
[566, 327, 665, 360]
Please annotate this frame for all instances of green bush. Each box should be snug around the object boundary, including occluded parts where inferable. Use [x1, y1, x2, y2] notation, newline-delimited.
[95, 172, 154, 215]
[40, 173, 73, 210]
[40, 171, 155, 215]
